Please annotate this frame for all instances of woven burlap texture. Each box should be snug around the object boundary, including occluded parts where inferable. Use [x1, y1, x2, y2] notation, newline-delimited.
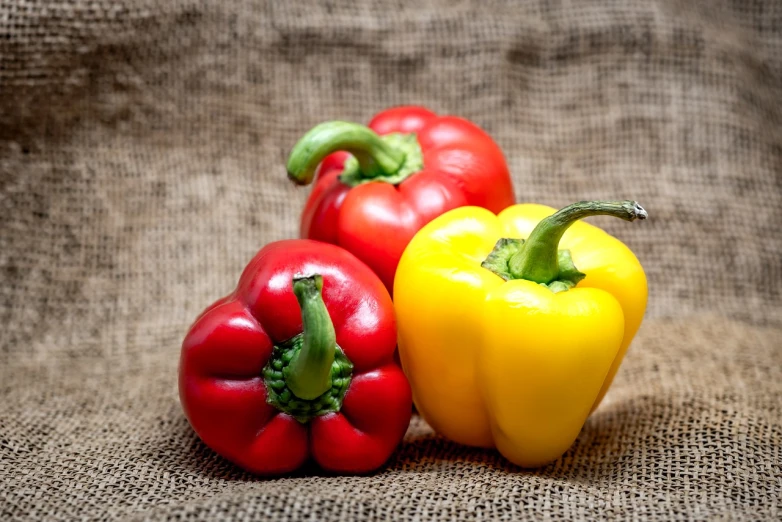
[1, 1, 781, 520]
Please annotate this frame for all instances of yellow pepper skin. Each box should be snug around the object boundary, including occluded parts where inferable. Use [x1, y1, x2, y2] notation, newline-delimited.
[394, 201, 647, 468]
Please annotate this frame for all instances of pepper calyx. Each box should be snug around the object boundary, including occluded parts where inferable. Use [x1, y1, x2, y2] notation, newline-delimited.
[262, 273, 354, 423]
[263, 336, 353, 423]
[481, 200, 646, 293]
[481, 238, 585, 293]
[339, 132, 424, 187]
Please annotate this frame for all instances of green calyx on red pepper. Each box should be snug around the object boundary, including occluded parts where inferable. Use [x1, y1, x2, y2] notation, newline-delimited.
[287, 121, 424, 188]
[262, 274, 353, 423]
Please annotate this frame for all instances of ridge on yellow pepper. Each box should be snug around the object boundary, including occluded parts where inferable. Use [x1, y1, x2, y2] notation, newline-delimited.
[394, 200, 648, 468]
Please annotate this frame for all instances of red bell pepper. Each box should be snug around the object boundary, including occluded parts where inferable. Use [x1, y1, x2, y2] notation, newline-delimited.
[179, 240, 412, 475]
[287, 106, 515, 291]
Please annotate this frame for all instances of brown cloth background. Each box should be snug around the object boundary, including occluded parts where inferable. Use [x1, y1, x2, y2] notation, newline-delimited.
[2, 0, 781, 520]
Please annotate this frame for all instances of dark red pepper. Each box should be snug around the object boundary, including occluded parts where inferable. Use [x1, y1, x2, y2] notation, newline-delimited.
[287, 106, 515, 291]
[179, 240, 411, 475]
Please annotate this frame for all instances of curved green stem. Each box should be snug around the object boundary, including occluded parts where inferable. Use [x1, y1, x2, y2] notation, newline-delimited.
[508, 201, 647, 284]
[283, 274, 336, 400]
[287, 121, 407, 186]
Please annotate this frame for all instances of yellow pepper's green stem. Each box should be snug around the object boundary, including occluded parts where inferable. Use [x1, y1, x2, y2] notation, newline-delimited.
[287, 121, 407, 186]
[508, 201, 648, 284]
[284, 274, 336, 400]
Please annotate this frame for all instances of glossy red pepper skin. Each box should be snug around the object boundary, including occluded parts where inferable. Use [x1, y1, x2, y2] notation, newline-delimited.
[179, 240, 412, 475]
[298, 106, 515, 291]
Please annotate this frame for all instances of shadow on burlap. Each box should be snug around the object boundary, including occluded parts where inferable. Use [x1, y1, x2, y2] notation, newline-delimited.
[1, 1, 780, 520]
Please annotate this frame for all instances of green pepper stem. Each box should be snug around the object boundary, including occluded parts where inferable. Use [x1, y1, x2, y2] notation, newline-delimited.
[507, 201, 647, 284]
[284, 274, 336, 400]
[286, 121, 406, 186]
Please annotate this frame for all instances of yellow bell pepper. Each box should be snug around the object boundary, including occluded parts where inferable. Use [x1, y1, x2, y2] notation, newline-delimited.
[394, 200, 647, 468]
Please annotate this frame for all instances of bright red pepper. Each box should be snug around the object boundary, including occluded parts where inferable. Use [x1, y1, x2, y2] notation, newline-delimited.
[287, 106, 515, 291]
[179, 240, 412, 475]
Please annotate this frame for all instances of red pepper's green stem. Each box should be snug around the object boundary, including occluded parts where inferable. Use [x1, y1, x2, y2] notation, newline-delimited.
[508, 201, 648, 284]
[284, 274, 336, 400]
[287, 121, 407, 186]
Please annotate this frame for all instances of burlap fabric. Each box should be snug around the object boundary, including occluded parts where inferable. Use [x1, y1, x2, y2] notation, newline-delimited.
[2, 1, 781, 520]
